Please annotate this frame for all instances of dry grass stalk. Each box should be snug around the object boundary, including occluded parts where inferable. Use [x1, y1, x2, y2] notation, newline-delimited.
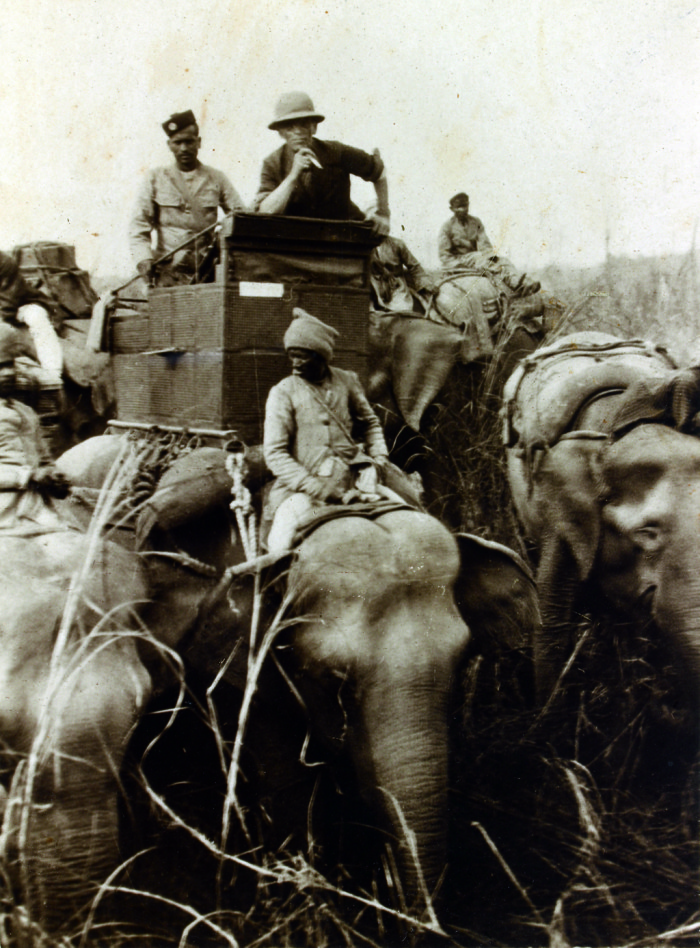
[3, 257, 699, 944]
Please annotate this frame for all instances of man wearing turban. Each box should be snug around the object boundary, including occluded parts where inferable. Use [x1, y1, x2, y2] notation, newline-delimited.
[263, 307, 390, 551]
[129, 110, 247, 286]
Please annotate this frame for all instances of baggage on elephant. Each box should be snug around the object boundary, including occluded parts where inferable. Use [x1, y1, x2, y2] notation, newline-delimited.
[13, 242, 98, 321]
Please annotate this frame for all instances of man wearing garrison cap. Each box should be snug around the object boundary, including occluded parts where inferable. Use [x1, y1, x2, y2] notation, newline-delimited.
[263, 307, 390, 551]
[438, 192, 540, 296]
[253, 92, 390, 235]
[129, 110, 247, 286]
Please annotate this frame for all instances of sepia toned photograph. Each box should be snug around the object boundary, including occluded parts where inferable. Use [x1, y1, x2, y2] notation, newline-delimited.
[0, 0, 697, 944]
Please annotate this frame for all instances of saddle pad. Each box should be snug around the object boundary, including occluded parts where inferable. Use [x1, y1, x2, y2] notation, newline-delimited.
[503, 333, 676, 450]
[292, 500, 412, 545]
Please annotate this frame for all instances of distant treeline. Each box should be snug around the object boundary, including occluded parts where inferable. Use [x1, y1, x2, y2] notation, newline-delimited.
[534, 251, 700, 363]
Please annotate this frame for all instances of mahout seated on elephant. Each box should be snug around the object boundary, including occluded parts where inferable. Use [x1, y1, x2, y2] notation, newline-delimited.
[263, 307, 416, 551]
[432, 191, 545, 359]
[0, 410, 541, 940]
[503, 330, 700, 706]
[369, 223, 548, 368]
[438, 191, 541, 297]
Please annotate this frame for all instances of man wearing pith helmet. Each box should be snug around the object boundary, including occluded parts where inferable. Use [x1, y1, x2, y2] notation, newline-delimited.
[129, 110, 247, 286]
[263, 307, 391, 551]
[254, 92, 390, 235]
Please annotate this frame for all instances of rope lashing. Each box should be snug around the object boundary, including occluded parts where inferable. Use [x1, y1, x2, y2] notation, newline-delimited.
[122, 427, 202, 513]
[225, 445, 258, 562]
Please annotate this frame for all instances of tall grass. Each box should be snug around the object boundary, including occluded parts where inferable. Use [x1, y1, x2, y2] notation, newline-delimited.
[537, 249, 700, 362]
[0, 441, 447, 948]
[2, 252, 699, 945]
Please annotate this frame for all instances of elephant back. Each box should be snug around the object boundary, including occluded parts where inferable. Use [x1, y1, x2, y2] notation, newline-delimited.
[56, 433, 128, 488]
[503, 332, 676, 451]
[135, 447, 233, 546]
[431, 274, 500, 361]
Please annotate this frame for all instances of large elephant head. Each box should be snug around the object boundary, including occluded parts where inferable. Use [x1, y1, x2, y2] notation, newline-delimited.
[280, 511, 537, 906]
[3, 434, 539, 935]
[503, 331, 700, 703]
[599, 423, 700, 692]
[0, 526, 150, 931]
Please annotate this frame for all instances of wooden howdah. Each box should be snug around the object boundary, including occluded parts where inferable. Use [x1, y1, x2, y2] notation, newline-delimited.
[109, 214, 381, 443]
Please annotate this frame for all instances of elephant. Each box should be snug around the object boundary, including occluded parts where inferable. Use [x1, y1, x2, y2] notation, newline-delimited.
[426, 272, 546, 352]
[0, 522, 149, 932]
[503, 330, 700, 703]
[368, 304, 544, 532]
[0, 432, 539, 936]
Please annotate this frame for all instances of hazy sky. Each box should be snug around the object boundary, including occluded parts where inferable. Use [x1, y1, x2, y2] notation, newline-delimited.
[0, 0, 697, 279]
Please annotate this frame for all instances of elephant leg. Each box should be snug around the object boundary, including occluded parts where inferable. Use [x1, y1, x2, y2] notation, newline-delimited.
[3, 637, 151, 931]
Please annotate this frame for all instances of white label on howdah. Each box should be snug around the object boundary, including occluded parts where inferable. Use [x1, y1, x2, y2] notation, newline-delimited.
[238, 282, 285, 298]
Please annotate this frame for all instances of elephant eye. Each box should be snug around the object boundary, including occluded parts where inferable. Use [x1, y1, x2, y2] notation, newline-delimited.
[633, 524, 663, 552]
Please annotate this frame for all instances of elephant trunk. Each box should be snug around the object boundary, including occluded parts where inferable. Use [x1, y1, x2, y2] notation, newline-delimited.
[289, 511, 472, 914]
[4, 764, 122, 931]
[653, 585, 700, 708]
[535, 540, 582, 703]
[362, 675, 451, 902]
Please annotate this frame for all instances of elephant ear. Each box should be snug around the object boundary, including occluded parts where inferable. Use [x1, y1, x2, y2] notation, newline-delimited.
[454, 533, 540, 659]
[385, 319, 464, 430]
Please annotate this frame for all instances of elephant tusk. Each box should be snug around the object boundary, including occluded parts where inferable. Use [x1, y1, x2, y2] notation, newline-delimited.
[192, 550, 290, 635]
[220, 550, 288, 581]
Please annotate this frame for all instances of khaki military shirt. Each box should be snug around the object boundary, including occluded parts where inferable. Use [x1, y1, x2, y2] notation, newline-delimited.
[129, 162, 247, 268]
[438, 214, 493, 269]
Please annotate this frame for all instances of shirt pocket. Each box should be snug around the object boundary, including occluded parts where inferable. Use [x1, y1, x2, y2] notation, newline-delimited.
[154, 184, 187, 211]
[197, 186, 220, 212]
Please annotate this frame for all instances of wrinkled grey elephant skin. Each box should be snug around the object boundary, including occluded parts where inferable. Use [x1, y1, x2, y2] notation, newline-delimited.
[504, 331, 700, 703]
[369, 313, 541, 527]
[0, 438, 538, 933]
[0, 528, 148, 930]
